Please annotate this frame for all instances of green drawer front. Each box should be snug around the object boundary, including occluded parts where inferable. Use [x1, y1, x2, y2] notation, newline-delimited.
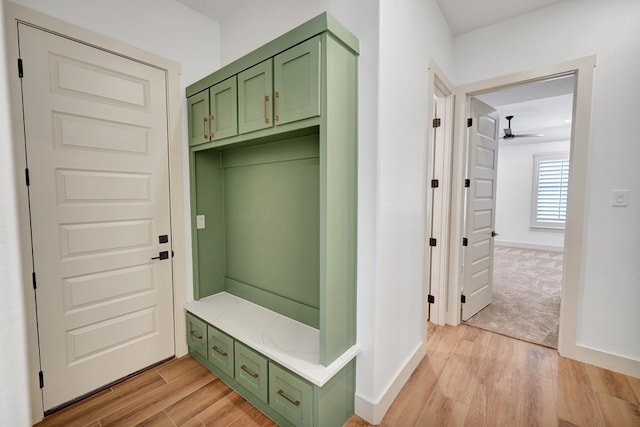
[186, 313, 207, 358]
[208, 326, 234, 377]
[234, 342, 268, 403]
[269, 363, 313, 426]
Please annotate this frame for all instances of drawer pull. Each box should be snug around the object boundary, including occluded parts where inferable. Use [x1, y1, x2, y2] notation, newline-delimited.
[274, 91, 280, 121]
[209, 114, 214, 139]
[189, 330, 202, 340]
[212, 346, 227, 357]
[277, 389, 301, 407]
[240, 364, 259, 379]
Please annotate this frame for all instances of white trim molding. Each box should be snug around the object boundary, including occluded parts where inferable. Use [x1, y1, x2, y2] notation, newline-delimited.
[355, 342, 426, 425]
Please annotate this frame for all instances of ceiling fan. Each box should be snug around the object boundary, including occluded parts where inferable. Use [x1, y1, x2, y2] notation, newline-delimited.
[501, 115, 544, 140]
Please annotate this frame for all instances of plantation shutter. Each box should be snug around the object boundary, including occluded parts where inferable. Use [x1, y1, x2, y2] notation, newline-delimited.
[532, 154, 569, 229]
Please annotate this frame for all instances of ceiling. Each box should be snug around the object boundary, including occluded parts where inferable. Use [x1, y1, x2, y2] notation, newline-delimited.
[435, 0, 562, 35]
[476, 75, 575, 144]
[177, 0, 563, 36]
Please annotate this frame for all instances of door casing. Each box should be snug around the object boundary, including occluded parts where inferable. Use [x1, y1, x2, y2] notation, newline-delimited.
[424, 60, 455, 326]
[446, 56, 598, 364]
[4, 3, 187, 422]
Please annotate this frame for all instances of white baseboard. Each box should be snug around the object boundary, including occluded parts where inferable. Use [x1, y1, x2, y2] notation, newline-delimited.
[495, 240, 564, 253]
[354, 342, 426, 425]
[559, 341, 640, 378]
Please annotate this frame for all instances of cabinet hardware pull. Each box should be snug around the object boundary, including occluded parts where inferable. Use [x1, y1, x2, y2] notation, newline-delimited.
[212, 346, 227, 356]
[190, 330, 202, 340]
[240, 364, 259, 379]
[209, 114, 214, 139]
[274, 91, 280, 121]
[277, 389, 301, 407]
[264, 95, 270, 124]
[202, 117, 208, 139]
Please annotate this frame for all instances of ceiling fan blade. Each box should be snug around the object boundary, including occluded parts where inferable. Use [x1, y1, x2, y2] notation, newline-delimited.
[513, 133, 544, 138]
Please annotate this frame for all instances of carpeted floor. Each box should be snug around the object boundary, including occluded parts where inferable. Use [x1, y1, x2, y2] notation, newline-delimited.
[464, 245, 563, 348]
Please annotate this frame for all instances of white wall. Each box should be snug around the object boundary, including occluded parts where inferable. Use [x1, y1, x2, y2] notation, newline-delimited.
[455, 0, 640, 362]
[495, 140, 569, 249]
[0, 4, 30, 425]
[217, 0, 454, 421]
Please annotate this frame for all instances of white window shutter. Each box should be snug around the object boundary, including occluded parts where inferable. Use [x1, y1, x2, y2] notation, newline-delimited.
[531, 154, 570, 229]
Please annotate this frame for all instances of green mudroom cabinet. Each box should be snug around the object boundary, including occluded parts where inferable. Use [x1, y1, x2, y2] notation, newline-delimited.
[185, 13, 359, 427]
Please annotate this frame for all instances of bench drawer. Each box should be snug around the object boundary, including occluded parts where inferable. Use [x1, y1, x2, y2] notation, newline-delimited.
[234, 341, 268, 403]
[208, 326, 234, 377]
[269, 363, 313, 426]
[186, 313, 207, 358]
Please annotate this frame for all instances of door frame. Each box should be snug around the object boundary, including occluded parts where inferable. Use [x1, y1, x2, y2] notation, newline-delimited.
[446, 56, 595, 359]
[425, 60, 455, 326]
[4, 3, 187, 422]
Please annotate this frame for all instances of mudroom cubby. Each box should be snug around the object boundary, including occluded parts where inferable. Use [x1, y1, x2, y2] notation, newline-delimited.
[185, 12, 359, 427]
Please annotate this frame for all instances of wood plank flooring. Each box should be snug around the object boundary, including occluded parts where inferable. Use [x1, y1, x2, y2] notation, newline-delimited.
[35, 323, 640, 426]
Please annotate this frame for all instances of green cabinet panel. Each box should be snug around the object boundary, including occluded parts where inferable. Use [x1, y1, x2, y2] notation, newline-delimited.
[187, 90, 210, 146]
[269, 363, 313, 427]
[274, 36, 321, 126]
[207, 326, 234, 377]
[234, 342, 268, 403]
[186, 313, 207, 358]
[209, 77, 238, 141]
[238, 59, 273, 134]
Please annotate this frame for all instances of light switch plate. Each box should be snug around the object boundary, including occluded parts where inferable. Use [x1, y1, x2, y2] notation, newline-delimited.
[612, 189, 629, 207]
[196, 214, 206, 229]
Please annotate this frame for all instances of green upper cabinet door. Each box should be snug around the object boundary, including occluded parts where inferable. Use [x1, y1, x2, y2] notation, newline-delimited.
[187, 90, 210, 146]
[210, 77, 238, 141]
[238, 59, 273, 134]
[274, 36, 321, 126]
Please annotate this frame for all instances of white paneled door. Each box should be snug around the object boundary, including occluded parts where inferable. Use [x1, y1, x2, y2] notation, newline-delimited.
[18, 24, 175, 411]
[462, 98, 500, 321]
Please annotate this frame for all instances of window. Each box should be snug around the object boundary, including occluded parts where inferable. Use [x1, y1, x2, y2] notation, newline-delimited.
[531, 153, 569, 229]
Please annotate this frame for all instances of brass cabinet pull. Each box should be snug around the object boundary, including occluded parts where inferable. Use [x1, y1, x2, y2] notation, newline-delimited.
[240, 364, 259, 379]
[209, 114, 214, 139]
[264, 95, 270, 124]
[190, 330, 202, 340]
[277, 389, 301, 407]
[202, 117, 208, 139]
[274, 91, 280, 122]
[212, 345, 227, 356]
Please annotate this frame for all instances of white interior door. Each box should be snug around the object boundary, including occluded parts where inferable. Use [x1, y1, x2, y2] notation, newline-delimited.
[18, 24, 175, 411]
[462, 98, 500, 321]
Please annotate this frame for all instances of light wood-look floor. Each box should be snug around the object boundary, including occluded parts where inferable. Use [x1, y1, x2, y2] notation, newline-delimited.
[36, 323, 640, 427]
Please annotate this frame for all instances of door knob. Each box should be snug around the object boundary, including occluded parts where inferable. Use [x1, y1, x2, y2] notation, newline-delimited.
[491, 231, 499, 237]
[151, 251, 169, 260]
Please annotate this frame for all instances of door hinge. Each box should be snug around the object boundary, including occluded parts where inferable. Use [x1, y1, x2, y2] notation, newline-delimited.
[25, 168, 30, 186]
[431, 179, 439, 188]
[461, 295, 466, 304]
[429, 237, 437, 247]
[462, 237, 468, 246]
[38, 371, 44, 389]
[432, 118, 441, 128]
[464, 179, 470, 188]
[32, 272, 36, 290]
[18, 58, 23, 78]
[427, 294, 435, 304]
[467, 118, 472, 127]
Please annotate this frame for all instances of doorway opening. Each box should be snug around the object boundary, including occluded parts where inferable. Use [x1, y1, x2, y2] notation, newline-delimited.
[462, 76, 574, 348]
[442, 56, 596, 359]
